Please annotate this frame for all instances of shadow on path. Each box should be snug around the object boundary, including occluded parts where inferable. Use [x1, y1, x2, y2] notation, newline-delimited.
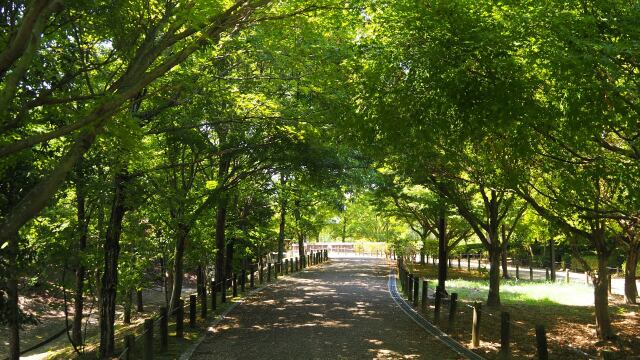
[190, 258, 460, 359]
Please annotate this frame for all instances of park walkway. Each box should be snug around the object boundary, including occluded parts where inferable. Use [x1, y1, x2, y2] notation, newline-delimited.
[189, 258, 461, 359]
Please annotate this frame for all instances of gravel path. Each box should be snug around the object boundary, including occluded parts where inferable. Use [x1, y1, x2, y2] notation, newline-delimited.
[190, 258, 461, 359]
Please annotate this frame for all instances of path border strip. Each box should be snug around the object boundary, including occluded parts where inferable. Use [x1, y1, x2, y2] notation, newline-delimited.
[387, 268, 485, 360]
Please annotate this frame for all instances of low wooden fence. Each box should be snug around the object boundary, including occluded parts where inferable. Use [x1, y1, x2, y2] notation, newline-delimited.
[397, 260, 594, 360]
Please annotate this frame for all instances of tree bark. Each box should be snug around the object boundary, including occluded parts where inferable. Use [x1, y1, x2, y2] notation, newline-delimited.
[277, 176, 287, 263]
[169, 223, 188, 311]
[437, 214, 447, 294]
[98, 170, 129, 359]
[487, 243, 502, 307]
[624, 243, 639, 304]
[593, 250, 615, 339]
[549, 239, 556, 281]
[6, 232, 20, 360]
[72, 164, 88, 346]
[501, 225, 510, 279]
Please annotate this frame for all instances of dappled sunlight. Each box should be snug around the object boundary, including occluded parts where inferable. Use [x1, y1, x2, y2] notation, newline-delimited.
[192, 258, 460, 359]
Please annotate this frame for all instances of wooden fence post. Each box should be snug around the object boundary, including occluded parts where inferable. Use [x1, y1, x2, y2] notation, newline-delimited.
[478, 254, 482, 270]
[585, 271, 589, 285]
[241, 269, 246, 292]
[285, 259, 289, 275]
[189, 294, 197, 327]
[545, 268, 550, 281]
[125, 334, 135, 360]
[295, 258, 299, 271]
[274, 263, 279, 279]
[143, 318, 153, 360]
[233, 274, 238, 297]
[515, 262, 520, 280]
[136, 290, 144, 312]
[421, 280, 429, 312]
[535, 324, 549, 360]
[449, 293, 458, 330]
[408, 274, 414, 300]
[500, 311, 510, 358]
[259, 265, 264, 284]
[530, 264, 533, 281]
[211, 280, 217, 310]
[250, 268, 255, 289]
[458, 256, 461, 269]
[413, 277, 419, 306]
[176, 298, 184, 338]
[471, 302, 481, 348]
[160, 306, 168, 351]
[267, 263, 272, 282]
[608, 274, 612, 294]
[566, 269, 570, 283]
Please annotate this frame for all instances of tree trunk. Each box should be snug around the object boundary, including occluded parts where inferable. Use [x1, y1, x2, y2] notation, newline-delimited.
[487, 243, 501, 307]
[225, 241, 234, 287]
[501, 225, 510, 279]
[123, 289, 132, 324]
[420, 236, 426, 265]
[437, 214, 447, 294]
[197, 265, 206, 298]
[169, 223, 188, 311]
[624, 243, 639, 304]
[7, 232, 20, 360]
[98, 171, 128, 359]
[341, 214, 347, 243]
[593, 251, 615, 340]
[294, 200, 305, 266]
[278, 177, 287, 262]
[549, 239, 556, 281]
[72, 168, 88, 345]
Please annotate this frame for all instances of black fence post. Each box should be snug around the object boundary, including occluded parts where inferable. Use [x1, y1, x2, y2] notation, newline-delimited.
[434, 289, 442, 323]
[125, 334, 135, 360]
[267, 263, 272, 282]
[160, 306, 168, 352]
[176, 298, 184, 338]
[189, 294, 197, 327]
[413, 277, 419, 306]
[285, 259, 289, 275]
[448, 293, 458, 330]
[467, 254, 471, 271]
[233, 274, 238, 297]
[535, 324, 549, 360]
[500, 311, 510, 358]
[259, 265, 264, 284]
[421, 280, 429, 312]
[295, 258, 299, 271]
[143, 318, 153, 360]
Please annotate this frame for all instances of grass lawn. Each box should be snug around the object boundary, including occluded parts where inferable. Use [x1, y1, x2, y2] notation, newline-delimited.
[402, 262, 640, 359]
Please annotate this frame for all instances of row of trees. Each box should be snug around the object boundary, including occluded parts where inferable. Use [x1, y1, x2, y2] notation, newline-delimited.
[342, 0, 640, 342]
[0, 1, 369, 359]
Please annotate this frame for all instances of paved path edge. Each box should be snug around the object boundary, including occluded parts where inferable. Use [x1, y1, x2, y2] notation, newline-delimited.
[387, 267, 485, 360]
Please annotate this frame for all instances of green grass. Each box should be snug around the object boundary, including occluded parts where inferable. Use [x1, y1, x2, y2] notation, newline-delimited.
[444, 278, 594, 306]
